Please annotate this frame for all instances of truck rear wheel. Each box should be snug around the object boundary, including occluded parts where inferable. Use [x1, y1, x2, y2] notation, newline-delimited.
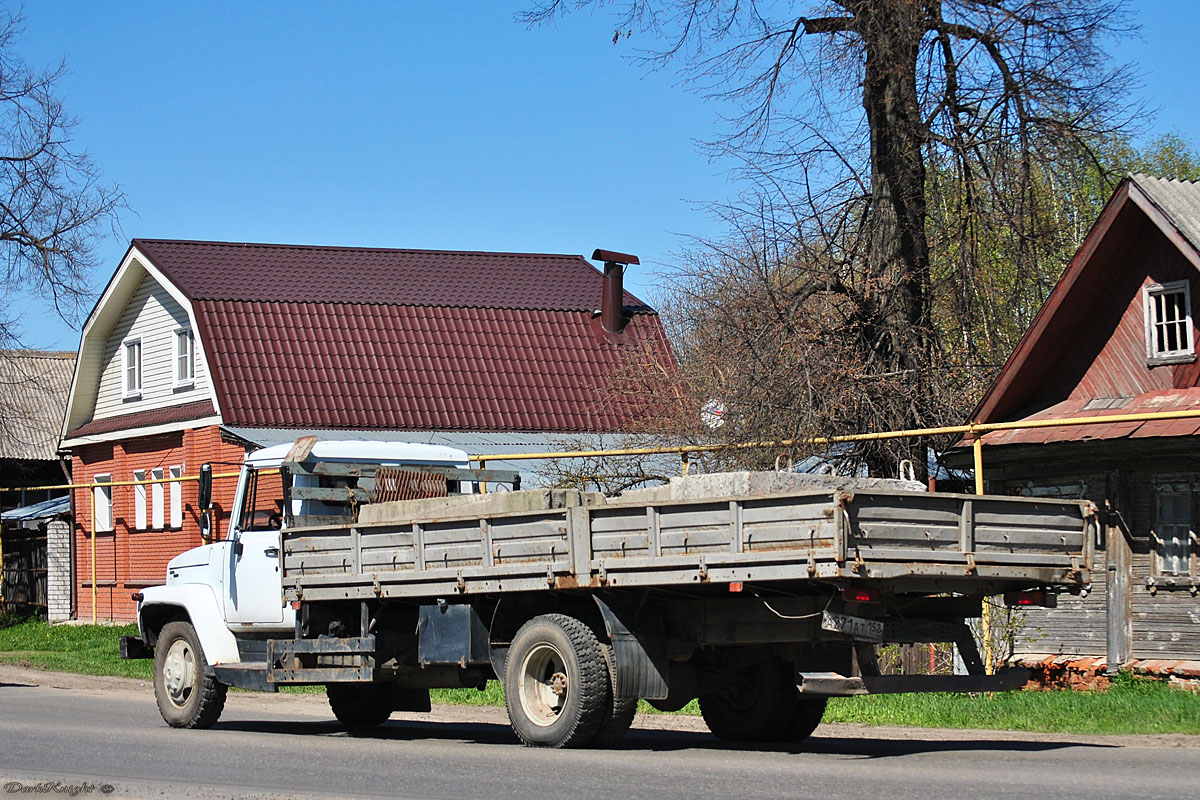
[699, 657, 797, 742]
[590, 643, 638, 747]
[784, 696, 828, 742]
[326, 683, 393, 730]
[153, 621, 227, 729]
[504, 614, 610, 748]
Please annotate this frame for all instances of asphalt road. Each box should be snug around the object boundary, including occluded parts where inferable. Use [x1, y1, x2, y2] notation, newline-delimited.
[2, 665, 1198, 800]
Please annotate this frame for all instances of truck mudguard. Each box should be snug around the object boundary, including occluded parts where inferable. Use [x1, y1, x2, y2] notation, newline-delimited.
[139, 584, 241, 666]
[593, 596, 669, 700]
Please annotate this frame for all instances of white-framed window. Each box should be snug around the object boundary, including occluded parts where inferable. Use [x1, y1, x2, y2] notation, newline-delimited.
[1144, 280, 1195, 365]
[123, 337, 143, 398]
[93, 474, 113, 533]
[133, 470, 147, 531]
[169, 465, 183, 528]
[152, 467, 164, 529]
[174, 328, 195, 387]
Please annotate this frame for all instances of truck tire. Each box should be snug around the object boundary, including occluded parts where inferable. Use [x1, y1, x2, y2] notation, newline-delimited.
[590, 643, 638, 747]
[504, 614, 610, 748]
[784, 696, 828, 742]
[153, 621, 227, 729]
[699, 657, 797, 742]
[326, 683, 393, 730]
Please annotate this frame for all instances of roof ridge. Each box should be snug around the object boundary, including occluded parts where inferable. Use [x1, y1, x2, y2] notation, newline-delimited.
[1130, 172, 1200, 187]
[133, 238, 590, 261]
[188, 298, 655, 314]
[0, 349, 76, 359]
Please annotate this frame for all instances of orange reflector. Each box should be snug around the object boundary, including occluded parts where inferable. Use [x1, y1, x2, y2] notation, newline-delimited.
[729, 582, 743, 592]
[291, 601, 301, 610]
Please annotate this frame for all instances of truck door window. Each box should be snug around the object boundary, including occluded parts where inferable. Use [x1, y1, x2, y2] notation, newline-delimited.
[240, 468, 283, 531]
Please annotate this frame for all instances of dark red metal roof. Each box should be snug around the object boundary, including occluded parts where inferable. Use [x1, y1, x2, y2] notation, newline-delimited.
[67, 400, 217, 438]
[128, 240, 673, 434]
[977, 389, 1200, 447]
[970, 176, 1200, 426]
[133, 239, 651, 311]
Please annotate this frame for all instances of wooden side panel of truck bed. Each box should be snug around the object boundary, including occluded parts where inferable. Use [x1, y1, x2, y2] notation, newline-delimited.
[281, 490, 1095, 602]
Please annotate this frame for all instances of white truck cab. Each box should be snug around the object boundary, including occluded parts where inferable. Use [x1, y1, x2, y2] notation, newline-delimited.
[124, 440, 473, 724]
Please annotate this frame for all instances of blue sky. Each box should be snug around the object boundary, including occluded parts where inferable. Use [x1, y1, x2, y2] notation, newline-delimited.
[6, 0, 1199, 350]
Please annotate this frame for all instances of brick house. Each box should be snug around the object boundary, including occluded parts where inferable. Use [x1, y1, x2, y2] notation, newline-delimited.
[59, 240, 672, 621]
[954, 175, 1200, 685]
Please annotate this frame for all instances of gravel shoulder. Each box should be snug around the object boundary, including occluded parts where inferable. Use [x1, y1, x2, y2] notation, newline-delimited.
[4, 662, 1197, 750]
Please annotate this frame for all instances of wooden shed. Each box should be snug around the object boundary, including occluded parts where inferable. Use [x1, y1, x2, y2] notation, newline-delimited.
[953, 174, 1200, 686]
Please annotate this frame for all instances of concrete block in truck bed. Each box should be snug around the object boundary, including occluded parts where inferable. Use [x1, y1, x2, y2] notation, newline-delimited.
[616, 471, 926, 504]
[358, 487, 607, 524]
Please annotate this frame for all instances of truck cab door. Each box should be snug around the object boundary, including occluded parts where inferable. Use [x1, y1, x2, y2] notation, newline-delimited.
[224, 467, 292, 628]
[226, 528, 287, 625]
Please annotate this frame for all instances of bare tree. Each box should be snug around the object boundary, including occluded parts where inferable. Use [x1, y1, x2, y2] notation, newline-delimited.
[0, 9, 125, 347]
[524, 1, 1135, 477]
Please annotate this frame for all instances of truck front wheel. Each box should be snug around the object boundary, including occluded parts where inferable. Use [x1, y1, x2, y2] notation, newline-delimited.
[153, 621, 227, 729]
[326, 683, 392, 730]
[504, 614, 610, 748]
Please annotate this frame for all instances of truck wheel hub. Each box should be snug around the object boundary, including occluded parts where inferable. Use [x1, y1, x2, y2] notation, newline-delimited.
[163, 639, 196, 706]
[517, 643, 569, 726]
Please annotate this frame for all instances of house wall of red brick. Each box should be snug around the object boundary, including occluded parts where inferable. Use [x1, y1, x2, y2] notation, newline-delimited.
[71, 424, 282, 622]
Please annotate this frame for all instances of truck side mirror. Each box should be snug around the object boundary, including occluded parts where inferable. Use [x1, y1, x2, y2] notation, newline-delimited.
[198, 463, 212, 510]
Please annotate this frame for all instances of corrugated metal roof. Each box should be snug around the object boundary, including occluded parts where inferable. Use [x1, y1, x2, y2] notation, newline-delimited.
[1131, 173, 1200, 255]
[224, 426, 577, 451]
[979, 388, 1200, 446]
[0, 351, 75, 461]
[133, 239, 652, 311]
[197, 300, 670, 432]
[1, 494, 70, 522]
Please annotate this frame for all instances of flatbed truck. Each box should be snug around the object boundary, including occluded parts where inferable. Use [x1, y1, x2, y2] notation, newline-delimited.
[122, 439, 1096, 748]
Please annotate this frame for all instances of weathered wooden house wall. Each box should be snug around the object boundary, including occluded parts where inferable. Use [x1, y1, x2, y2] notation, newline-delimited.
[986, 448, 1200, 665]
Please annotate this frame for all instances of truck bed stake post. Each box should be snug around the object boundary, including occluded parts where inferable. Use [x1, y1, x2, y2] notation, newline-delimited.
[360, 601, 369, 637]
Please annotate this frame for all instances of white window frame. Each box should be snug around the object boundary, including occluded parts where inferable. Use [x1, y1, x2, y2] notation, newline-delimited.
[93, 474, 113, 533]
[1143, 280, 1195, 365]
[169, 465, 183, 528]
[122, 337, 143, 398]
[174, 328, 195, 388]
[151, 467, 165, 529]
[133, 469, 147, 531]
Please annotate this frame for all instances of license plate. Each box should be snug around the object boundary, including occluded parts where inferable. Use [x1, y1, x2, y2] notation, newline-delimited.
[821, 611, 885, 642]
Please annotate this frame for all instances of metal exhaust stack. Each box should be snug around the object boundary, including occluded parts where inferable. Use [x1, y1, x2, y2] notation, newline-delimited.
[592, 248, 639, 339]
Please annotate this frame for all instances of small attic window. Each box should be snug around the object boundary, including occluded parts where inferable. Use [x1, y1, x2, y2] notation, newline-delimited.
[123, 338, 143, 398]
[174, 328, 195, 387]
[1144, 280, 1195, 365]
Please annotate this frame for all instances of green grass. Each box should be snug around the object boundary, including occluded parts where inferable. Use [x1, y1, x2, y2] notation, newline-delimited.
[3, 619, 1197, 734]
[431, 682, 507, 707]
[0, 618, 150, 680]
[822, 673, 1200, 735]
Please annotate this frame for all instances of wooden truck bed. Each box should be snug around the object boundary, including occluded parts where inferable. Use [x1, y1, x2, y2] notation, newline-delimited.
[281, 484, 1096, 603]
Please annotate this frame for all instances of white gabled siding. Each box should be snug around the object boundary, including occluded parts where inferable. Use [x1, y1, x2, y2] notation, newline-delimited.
[92, 272, 211, 420]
